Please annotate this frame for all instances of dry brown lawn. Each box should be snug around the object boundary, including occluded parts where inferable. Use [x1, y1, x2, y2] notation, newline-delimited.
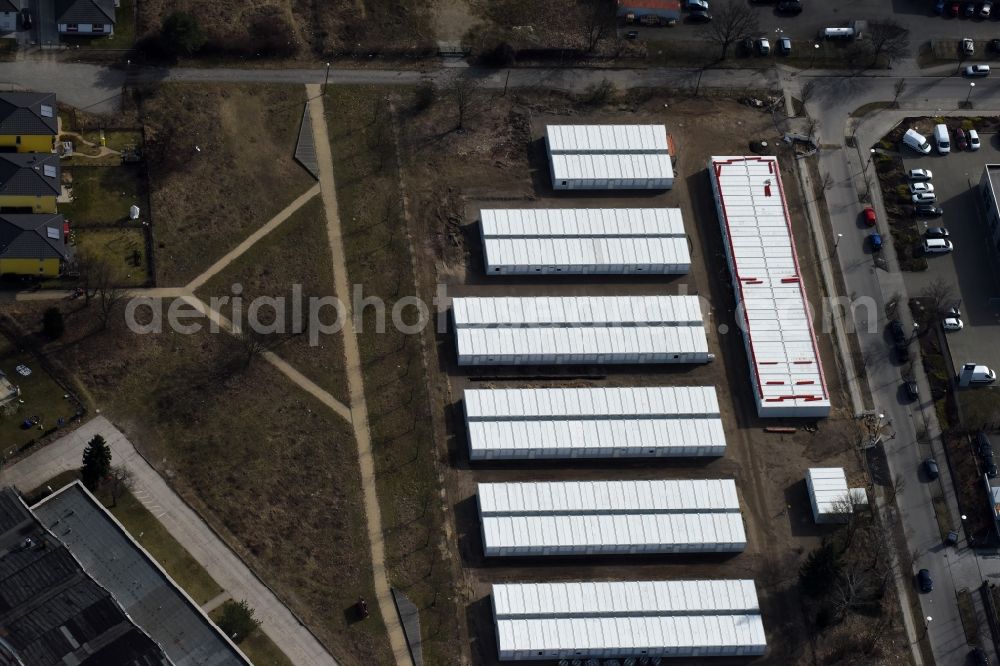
[195, 196, 349, 405]
[139, 83, 314, 286]
[0, 300, 389, 665]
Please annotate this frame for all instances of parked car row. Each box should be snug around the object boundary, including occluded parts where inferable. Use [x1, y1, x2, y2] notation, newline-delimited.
[977, 431, 997, 478]
[682, 0, 803, 23]
[936, 1, 994, 18]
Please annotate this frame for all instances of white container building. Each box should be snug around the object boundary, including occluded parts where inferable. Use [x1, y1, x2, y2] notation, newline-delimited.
[550, 153, 674, 190]
[545, 124, 670, 155]
[463, 386, 726, 459]
[480, 208, 690, 275]
[544, 124, 674, 190]
[492, 579, 767, 660]
[478, 479, 746, 556]
[452, 296, 711, 366]
[806, 468, 869, 524]
[708, 156, 831, 418]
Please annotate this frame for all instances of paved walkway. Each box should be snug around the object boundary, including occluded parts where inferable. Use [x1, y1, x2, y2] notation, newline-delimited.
[306, 82, 411, 665]
[0, 417, 339, 666]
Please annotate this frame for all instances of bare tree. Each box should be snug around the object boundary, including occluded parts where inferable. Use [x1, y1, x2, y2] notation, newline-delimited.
[107, 465, 134, 507]
[579, 0, 616, 53]
[822, 172, 835, 191]
[232, 328, 280, 369]
[446, 76, 483, 131]
[705, 0, 759, 60]
[920, 279, 957, 320]
[830, 566, 874, 620]
[800, 80, 816, 105]
[892, 78, 906, 108]
[866, 20, 910, 67]
[77, 251, 126, 330]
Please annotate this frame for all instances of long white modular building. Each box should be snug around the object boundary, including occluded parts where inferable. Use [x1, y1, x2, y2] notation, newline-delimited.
[545, 124, 670, 154]
[480, 208, 690, 275]
[452, 296, 711, 365]
[492, 580, 767, 660]
[464, 386, 726, 459]
[545, 124, 675, 190]
[708, 156, 831, 418]
[478, 479, 746, 556]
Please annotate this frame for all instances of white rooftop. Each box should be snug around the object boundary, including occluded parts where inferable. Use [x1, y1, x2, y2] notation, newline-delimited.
[545, 124, 669, 154]
[709, 155, 830, 418]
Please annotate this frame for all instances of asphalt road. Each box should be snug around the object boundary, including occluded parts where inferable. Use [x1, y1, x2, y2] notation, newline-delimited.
[804, 72, 1000, 664]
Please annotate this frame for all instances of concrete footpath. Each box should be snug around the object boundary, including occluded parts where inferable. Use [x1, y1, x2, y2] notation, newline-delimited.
[0, 417, 340, 666]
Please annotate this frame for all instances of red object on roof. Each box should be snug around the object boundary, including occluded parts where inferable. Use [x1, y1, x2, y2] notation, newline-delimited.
[63, 220, 70, 237]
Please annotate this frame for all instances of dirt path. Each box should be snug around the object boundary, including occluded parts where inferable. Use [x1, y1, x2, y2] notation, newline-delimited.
[185, 184, 321, 292]
[305, 83, 412, 665]
[0, 416, 339, 666]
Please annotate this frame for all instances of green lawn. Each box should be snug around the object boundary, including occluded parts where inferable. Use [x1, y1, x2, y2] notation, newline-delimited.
[209, 605, 295, 666]
[80, 129, 143, 154]
[61, 166, 148, 227]
[71, 228, 150, 287]
[61, 0, 135, 49]
[0, 335, 79, 456]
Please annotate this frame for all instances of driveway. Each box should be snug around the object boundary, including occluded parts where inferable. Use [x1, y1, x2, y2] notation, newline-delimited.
[900, 137, 1000, 376]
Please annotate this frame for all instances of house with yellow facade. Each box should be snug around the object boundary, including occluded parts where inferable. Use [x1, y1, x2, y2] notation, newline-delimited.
[0, 213, 67, 277]
[0, 92, 58, 154]
[0, 153, 60, 213]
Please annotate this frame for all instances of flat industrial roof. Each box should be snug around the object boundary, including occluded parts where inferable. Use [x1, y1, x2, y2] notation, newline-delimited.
[480, 208, 685, 237]
[709, 155, 830, 417]
[453, 296, 704, 327]
[493, 580, 766, 657]
[32, 483, 249, 666]
[550, 153, 674, 182]
[545, 124, 669, 154]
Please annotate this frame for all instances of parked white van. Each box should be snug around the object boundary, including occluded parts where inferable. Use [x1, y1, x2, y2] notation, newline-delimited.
[822, 27, 855, 40]
[965, 364, 997, 384]
[922, 238, 953, 254]
[934, 124, 951, 154]
[903, 129, 932, 154]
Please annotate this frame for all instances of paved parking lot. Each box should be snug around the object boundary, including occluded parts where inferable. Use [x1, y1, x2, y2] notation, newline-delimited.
[901, 129, 1000, 378]
[624, 0, 1000, 56]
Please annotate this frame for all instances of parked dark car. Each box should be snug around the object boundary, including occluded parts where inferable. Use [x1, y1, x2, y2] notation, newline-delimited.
[20, 7, 30, 29]
[950, 1, 962, 15]
[905, 380, 919, 401]
[978, 431, 993, 458]
[688, 8, 712, 22]
[956, 127, 968, 150]
[971, 646, 990, 666]
[917, 568, 933, 592]
[925, 227, 950, 238]
[989, 463, 998, 479]
[935, 0, 946, 12]
[625, 30, 639, 39]
[945, 530, 959, 546]
[870, 232, 883, 251]
[924, 457, 940, 479]
[915, 204, 944, 217]
[776, 1, 803, 14]
[965, 1, 978, 15]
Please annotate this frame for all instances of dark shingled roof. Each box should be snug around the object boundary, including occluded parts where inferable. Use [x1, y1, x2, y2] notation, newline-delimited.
[0, 153, 60, 197]
[55, 0, 116, 25]
[0, 488, 169, 666]
[0, 92, 58, 137]
[0, 213, 67, 261]
[0, 1, 18, 13]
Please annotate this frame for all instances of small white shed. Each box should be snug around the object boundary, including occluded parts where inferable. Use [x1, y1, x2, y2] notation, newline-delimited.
[806, 468, 868, 524]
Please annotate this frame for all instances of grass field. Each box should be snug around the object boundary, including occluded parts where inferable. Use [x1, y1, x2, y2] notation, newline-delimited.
[326, 86, 461, 666]
[0, 335, 78, 455]
[60, 166, 149, 227]
[139, 83, 314, 286]
[72, 228, 150, 287]
[12, 300, 391, 665]
[195, 196, 349, 404]
[209, 604, 295, 666]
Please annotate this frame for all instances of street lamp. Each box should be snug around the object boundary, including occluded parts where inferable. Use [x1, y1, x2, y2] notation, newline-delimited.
[966, 82, 976, 106]
[811, 43, 820, 68]
[835, 233, 843, 248]
[323, 62, 331, 94]
[922, 616, 933, 639]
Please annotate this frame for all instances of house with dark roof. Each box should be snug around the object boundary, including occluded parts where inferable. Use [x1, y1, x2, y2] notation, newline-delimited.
[55, 0, 116, 36]
[0, 153, 60, 213]
[0, 487, 171, 666]
[0, 212, 68, 276]
[0, 92, 58, 154]
[0, 1, 18, 34]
